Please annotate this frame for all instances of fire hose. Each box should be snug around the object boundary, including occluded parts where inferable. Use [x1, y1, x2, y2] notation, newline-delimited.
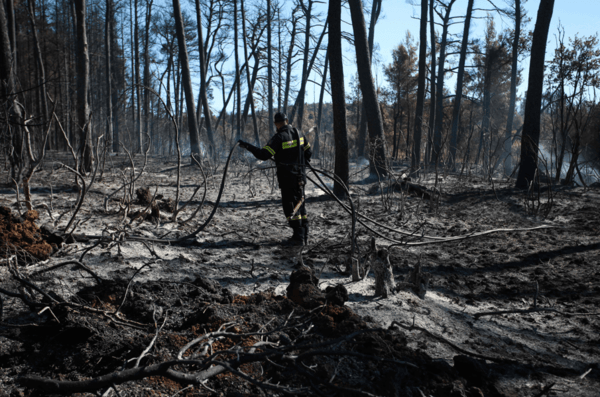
[84, 142, 551, 249]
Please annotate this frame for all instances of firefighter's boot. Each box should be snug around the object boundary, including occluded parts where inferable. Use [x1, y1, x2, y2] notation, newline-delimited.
[302, 223, 309, 245]
[283, 220, 305, 246]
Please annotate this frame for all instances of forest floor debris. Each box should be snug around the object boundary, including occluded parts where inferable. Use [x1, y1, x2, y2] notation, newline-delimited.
[1, 154, 599, 396]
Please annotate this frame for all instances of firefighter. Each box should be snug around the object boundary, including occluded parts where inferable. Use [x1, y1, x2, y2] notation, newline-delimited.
[238, 112, 312, 246]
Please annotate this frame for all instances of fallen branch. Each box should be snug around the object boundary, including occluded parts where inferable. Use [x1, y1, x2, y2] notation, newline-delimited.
[389, 320, 517, 365]
[474, 307, 600, 319]
[27, 260, 104, 284]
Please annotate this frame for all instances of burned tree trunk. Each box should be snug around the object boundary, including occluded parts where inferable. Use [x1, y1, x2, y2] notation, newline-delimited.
[516, 0, 555, 188]
[328, 0, 349, 199]
[356, 0, 381, 158]
[27, 0, 49, 143]
[368, 239, 395, 298]
[411, 0, 427, 174]
[105, 0, 114, 153]
[1, 0, 25, 180]
[426, 0, 436, 165]
[449, 0, 474, 169]
[266, 0, 274, 135]
[172, 0, 201, 156]
[314, 51, 329, 158]
[432, 0, 455, 166]
[503, 0, 521, 176]
[348, 0, 387, 177]
[74, 0, 93, 173]
[194, 0, 215, 156]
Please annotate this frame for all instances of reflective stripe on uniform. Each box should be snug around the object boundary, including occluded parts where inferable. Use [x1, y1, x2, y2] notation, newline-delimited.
[287, 214, 307, 221]
[282, 137, 305, 149]
[304, 142, 311, 150]
[264, 145, 275, 155]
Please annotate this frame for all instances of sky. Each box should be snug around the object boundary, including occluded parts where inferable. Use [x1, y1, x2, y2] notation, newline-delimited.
[197, 0, 600, 115]
[317, 0, 600, 107]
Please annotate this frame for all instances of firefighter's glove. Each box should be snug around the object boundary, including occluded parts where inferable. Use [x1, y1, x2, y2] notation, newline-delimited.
[237, 140, 250, 150]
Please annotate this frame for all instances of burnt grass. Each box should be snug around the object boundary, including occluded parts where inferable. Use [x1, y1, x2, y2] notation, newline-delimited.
[0, 155, 599, 396]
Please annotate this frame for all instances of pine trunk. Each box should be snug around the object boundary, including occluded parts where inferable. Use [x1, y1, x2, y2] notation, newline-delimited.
[328, 0, 349, 199]
[172, 0, 201, 156]
[348, 0, 387, 177]
[516, 0, 555, 188]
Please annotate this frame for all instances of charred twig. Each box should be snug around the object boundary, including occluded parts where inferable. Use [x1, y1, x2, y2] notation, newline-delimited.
[474, 307, 600, 319]
[297, 349, 417, 368]
[78, 239, 105, 262]
[135, 309, 168, 367]
[28, 260, 103, 284]
[141, 241, 163, 260]
[390, 320, 517, 365]
[115, 262, 154, 315]
[179, 154, 208, 223]
[534, 382, 555, 397]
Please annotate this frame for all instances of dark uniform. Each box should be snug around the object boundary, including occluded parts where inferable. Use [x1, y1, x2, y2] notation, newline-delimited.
[239, 119, 312, 245]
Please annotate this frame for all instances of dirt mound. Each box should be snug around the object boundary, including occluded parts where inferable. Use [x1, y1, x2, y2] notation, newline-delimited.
[0, 206, 55, 261]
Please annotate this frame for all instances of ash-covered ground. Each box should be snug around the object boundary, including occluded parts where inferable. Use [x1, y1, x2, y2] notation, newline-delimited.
[0, 152, 599, 396]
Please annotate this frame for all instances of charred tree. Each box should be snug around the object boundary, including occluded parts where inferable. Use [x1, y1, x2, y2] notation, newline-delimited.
[105, 0, 115, 153]
[449, 0, 474, 169]
[328, 0, 349, 198]
[348, 0, 387, 177]
[267, 0, 274, 135]
[74, 0, 93, 173]
[432, 0, 455, 166]
[283, 10, 298, 114]
[143, 0, 153, 148]
[240, 0, 259, 146]
[314, 51, 329, 158]
[27, 0, 49, 145]
[503, 0, 521, 175]
[516, 0, 555, 188]
[233, 0, 241, 142]
[356, 0, 381, 158]
[194, 0, 215, 156]
[426, 0, 436, 165]
[412, 0, 428, 174]
[172, 0, 201, 156]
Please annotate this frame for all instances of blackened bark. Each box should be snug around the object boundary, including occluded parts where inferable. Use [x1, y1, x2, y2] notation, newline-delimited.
[503, 0, 520, 175]
[426, 0, 436, 165]
[348, 0, 387, 176]
[267, 0, 274, 135]
[233, 0, 241, 141]
[288, 0, 312, 129]
[143, 0, 153, 148]
[105, 0, 114, 152]
[411, 0, 428, 173]
[27, 0, 49, 137]
[315, 51, 329, 158]
[5, 0, 16, 71]
[449, 0, 474, 169]
[172, 0, 201, 156]
[432, 0, 455, 166]
[134, 0, 142, 152]
[74, 0, 93, 173]
[283, 13, 298, 113]
[0, 0, 13, 88]
[240, 0, 258, 145]
[328, 0, 349, 198]
[516, 0, 555, 188]
[194, 0, 215, 156]
[356, 0, 381, 158]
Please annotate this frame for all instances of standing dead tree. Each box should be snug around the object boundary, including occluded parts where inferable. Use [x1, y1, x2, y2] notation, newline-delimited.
[516, 0, 555, 188]
[348, 0, 388, 177]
